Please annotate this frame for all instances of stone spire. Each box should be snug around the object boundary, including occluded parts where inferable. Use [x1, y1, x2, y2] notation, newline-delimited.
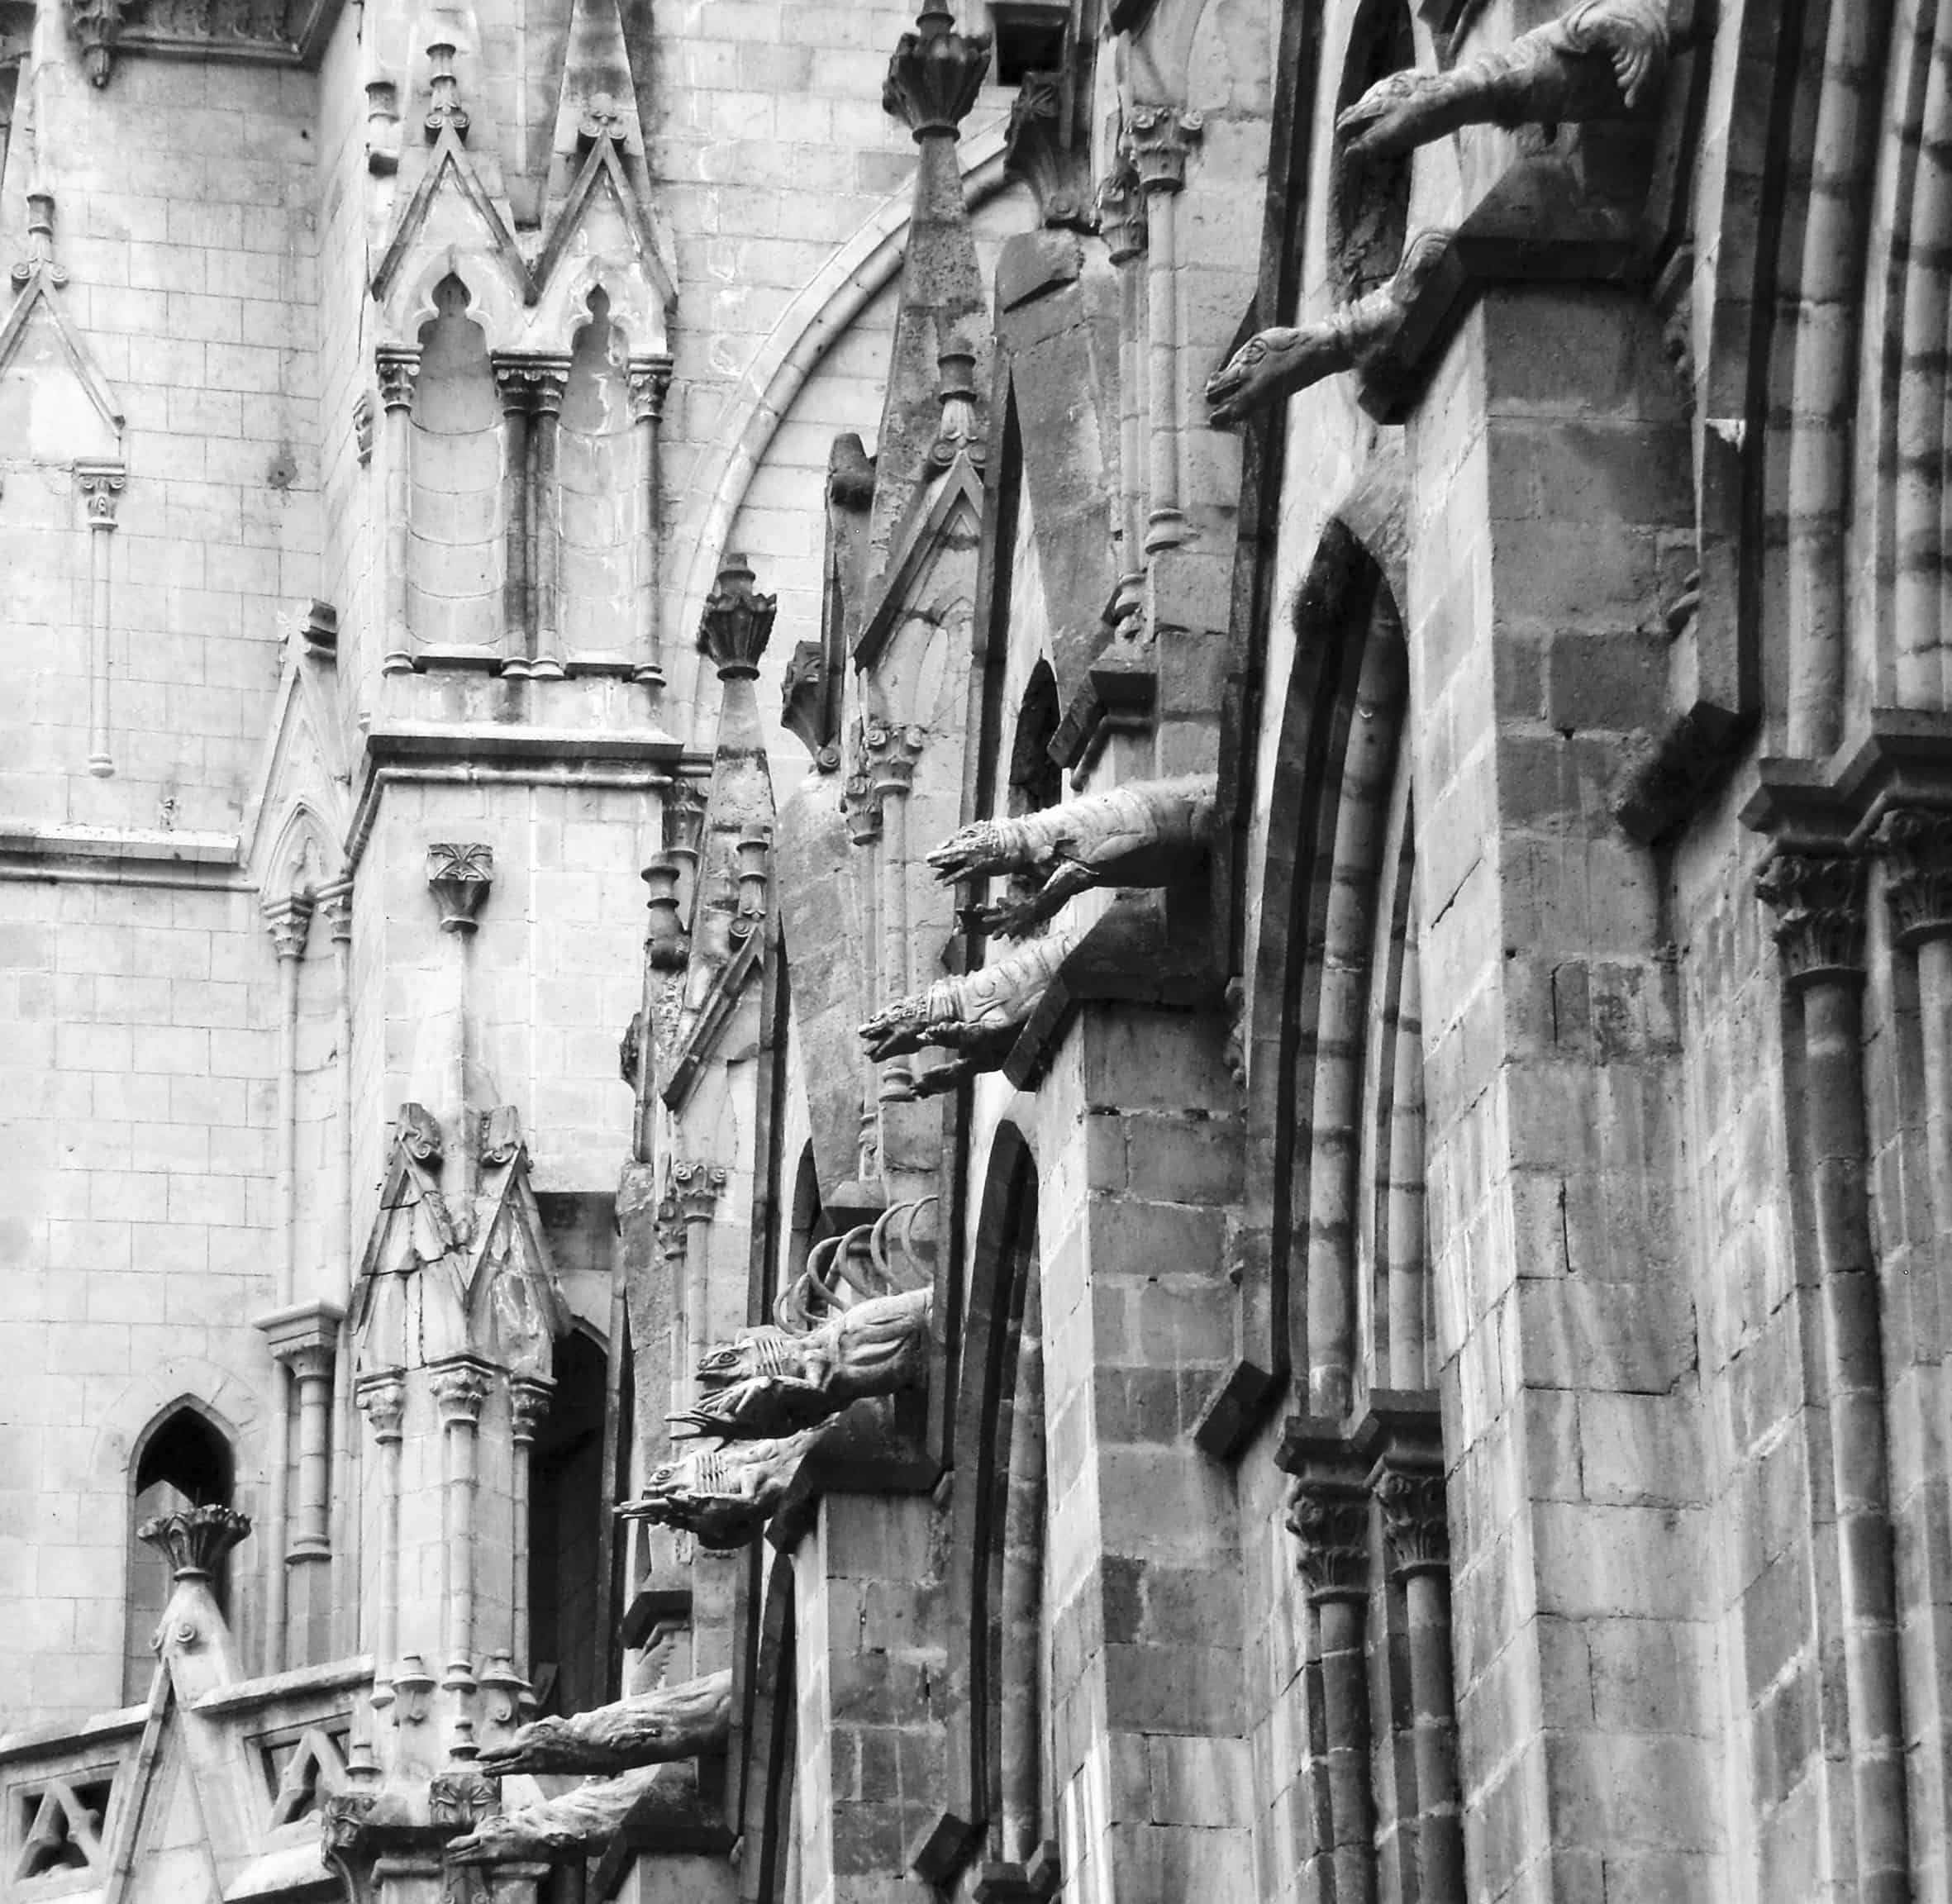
[861, 3, 993, 612]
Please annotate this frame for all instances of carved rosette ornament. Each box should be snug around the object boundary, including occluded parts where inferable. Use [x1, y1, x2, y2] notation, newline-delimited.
[1005, 71, 1095, 232]
[1373, 1459, 1449, 1579]
[1756, 850, 1867, 991]
[138, 1505, 253, 1580]
[427, 843, 494, 934]
[1874, 808, 1952, 949]
[882, 2, 990, 142]
[1286, 1476, 1371, 1605]
[1125, 102, 1202, 195]
[697, 554, 776, 680]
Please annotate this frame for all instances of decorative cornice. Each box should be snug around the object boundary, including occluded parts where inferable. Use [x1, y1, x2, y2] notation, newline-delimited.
[1874, 807, 1952, 950]
[1286, 1475, 1371, 1603]
[882, 3, 990, 141]
[697, 554, 776, 681]
[138, 1505, 252, 1580]
[1125, 102, 1202, 194]
[426, 841, 493, 933]
[1004, 71, 1093, 232]
[1372, 1455, 1448, 1578]
[1756, 849, 1867, 991]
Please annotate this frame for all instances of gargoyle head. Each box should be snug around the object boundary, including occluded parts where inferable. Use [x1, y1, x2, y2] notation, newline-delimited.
[926, 818, 1012, 883]
[859, 992, 935, 1063]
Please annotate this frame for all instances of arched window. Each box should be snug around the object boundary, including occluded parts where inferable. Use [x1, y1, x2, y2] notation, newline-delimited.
[124, 1407, 234, 1703]
[529, 1330, 607, 1718]
[410, 274, 500, 662]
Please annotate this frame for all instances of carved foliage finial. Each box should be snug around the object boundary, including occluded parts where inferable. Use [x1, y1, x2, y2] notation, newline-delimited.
[1874, 807, 1952, 950]
[697, 554, 776, 680]
[139, 1504, 252, 1580]
[426, 842, 493, 934]
[1004, 71, 1094, 232]
[424, 41, 469, 141]
[883, 3, 991, 141]
[1756, 850, 1867, 990]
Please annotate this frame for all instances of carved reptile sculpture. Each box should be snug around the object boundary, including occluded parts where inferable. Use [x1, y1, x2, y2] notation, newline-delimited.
[1335, 0, 1669, 161]
[926, 775, 1217, 937]
[1207, 231, 1452, 426]
[615, 1429, 821, 1549]
[445, 1768, 661, 1864]
[859, 927, 1078, 1067]
[671, 1288, 933, 1439]
[473, 1670, 733, 1778]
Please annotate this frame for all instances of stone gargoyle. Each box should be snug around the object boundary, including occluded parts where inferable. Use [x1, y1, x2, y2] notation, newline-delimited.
[926, 776, 1218, 938]
[1335, 0, 1669, 161]
[1206, 230, 1451, 426]
[859, 928, 1078, 1068]
[616, 1430, 821, 1549]
[670, 1288, 933, 1440]
[473, 1670, 733, 1778]
[445, 1768, 659, 1864]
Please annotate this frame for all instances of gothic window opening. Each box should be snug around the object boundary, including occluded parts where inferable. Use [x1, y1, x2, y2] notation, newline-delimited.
[1327, 0, 1415, 302]
[528, 1329, 607, 1719]
[409, 274, 500, 664]
[783, 1144, 831, 1301]
[123, 1407, 234, 1705]
[559, 286, 635, 667]
[988, 2, 1066, 85]
[1002, 664, 1063, 930]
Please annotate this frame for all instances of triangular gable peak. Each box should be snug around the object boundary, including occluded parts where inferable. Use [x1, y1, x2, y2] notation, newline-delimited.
[371, 121, 530, 326]
[240, 618, 352, 900]
[350, 1107, 464, 1367]
[530, 131, 674, 346]
[462, 1109, 569, 1377]
[854, 456, 985, 723]
[0, 192, 124, 463]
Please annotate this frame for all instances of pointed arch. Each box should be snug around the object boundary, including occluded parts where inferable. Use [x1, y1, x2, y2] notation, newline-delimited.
[124, 1404, 238, 1702]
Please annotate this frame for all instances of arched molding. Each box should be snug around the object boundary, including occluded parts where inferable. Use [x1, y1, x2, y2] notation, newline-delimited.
[926, 1120, 1039, 1878]
[262, 797, 342, 905]
[91, 1366, 264, 1501]
[532, 255, 666, 360]
[669, 120, 1012, 723]
[378, 247, 526, 355]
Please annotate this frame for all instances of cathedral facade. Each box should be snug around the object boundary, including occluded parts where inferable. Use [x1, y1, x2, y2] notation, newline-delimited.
[0, 0, 1941, 1900]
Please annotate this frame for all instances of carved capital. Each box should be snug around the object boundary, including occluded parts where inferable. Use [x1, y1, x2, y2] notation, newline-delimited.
[424, 41, 470, 141]
[1125, 102, 1202, 194]
[357, 1372, 407, 1443]
[138, 1504, 252, 1580]
[510, 1378, 554, 1444]
[1095, 154, 1146, 264]
[1372, 1455, 1448, 1578]
[864, 721, 926, 799]
[845, 726, 884, 843]
[263, 892, 314, 961]
[1285, 1475, 1370, 1603]
[68, 0, 122, 87]
[76, 459, 126, 528]
[1756, 850, 1866, 991]
[492, 351, 570, 416]
[1874, 807, 1952, 949]
[431, 1359, 491, 1428]
[427, 842, 494, 934]
[1005, 71, 1094, 231]
[883, 3, 990, 141]
[628, 355, 674, 423]
[317, 878, 353, 945]
[375, 346, 420, 412]
[673, 1159, 728, 1224]
[697, 553, 776, 680]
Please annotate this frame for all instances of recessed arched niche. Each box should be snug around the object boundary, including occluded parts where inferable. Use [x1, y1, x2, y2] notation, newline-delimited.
[124, 1406, 236, 1702]
[1327, 0, 1416, 303]
[409, 274, 501, 663]
[558, 287, 636, 669]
